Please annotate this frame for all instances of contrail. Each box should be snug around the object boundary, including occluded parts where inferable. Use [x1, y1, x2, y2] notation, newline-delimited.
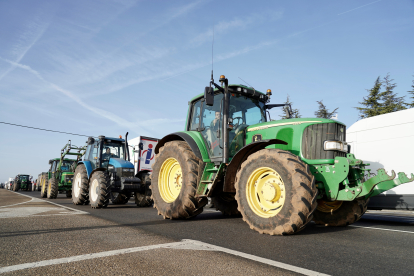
[338, 0, 382, 16]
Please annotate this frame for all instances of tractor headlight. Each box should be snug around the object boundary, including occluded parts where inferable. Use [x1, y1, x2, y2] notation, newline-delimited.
[324, 141, 348, 152]
[122, 168, 134, 172]
[108, 165, 115, 172]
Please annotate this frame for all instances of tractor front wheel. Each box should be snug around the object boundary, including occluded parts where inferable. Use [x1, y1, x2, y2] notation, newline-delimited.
[235, 149, 317, 235]
[110, 191, 131, 204]
[134, 173, 153, 207]
[151, 141, 207, 219]
[72, 165, 89, 205]
[212, 193, 240, 216]
[89, 171, 110, 208]
[312, 199, 369, 226]
[47, 178, 58, 199]
[40, 179, 47, 198]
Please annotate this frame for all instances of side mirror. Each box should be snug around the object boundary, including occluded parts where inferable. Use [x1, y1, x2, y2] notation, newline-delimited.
[138, 143, 144, 150]
[204, 87, 214, 106]
[88, 137, 95, 145]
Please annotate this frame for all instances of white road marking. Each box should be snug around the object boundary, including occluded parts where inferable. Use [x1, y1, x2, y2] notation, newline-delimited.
[0, 239, 329, 276]
[179, 240, 329, 276]
[350, 225, 414, 234]
[0, 207, 66, 218]
[0, 197, 34, 208]
[2, 191, 88, 215]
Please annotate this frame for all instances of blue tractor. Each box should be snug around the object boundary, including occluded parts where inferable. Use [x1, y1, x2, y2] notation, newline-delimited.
[72, 133, 148, 208]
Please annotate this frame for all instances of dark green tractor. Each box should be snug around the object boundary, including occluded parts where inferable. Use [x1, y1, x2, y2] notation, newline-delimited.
[151, 74, 414, 235]
[43, 141, 85, 199]
[12, 174, 32, 191]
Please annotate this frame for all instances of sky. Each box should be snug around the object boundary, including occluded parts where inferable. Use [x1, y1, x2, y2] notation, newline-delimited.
[1, 0, 414, 182]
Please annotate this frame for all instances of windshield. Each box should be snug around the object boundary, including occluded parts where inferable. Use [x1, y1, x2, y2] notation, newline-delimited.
[20, 175, 29, 181]
[60, 160, 75, 172]
[189, 92, 266, 159]
[102, 141, 125, 161]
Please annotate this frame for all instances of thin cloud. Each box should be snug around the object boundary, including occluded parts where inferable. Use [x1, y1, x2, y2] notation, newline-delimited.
[338, 0, 382, 16]
[191, 11, 283, 46]
[0, 57, 182, 132]
[0, 16, 50, 82]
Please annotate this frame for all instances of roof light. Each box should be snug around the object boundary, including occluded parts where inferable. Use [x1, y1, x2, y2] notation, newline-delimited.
[219, 75, 226, 82]
[266, 89, 272, 96]
[119, 135, 122, 139]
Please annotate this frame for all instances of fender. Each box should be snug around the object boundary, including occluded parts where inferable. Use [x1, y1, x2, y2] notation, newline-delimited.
[223, 139, 288, 193]
[78, 161, 92, 178]
[78, 161, 106, 179]
[155, 132, 210, 162]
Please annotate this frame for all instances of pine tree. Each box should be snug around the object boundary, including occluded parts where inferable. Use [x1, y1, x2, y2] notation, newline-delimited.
[355, 77, 383, 119]
[314, 100, 338, 119]
[407, 76, 414, 108]
[279, 95, 301, 119]
[379, 74, 406, 114]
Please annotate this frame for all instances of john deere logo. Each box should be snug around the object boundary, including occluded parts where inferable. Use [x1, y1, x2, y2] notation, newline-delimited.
[252, 134, 262, 142]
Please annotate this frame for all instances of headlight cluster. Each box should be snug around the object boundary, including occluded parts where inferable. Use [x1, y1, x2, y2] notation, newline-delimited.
[324, 141, 349, 153]
[122, 168, 134, 172]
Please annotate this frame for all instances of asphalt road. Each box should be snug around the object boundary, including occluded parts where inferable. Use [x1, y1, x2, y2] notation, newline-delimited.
[1, 189, 413, 275]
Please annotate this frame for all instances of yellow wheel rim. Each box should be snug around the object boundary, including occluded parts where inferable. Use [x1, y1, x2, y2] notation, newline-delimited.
[41, 179, 46, 194]
[316, 199, 343, 213]
[47, 181, 51, 195]
[159, 158, 183, 203]
[246, 167, 286, 218]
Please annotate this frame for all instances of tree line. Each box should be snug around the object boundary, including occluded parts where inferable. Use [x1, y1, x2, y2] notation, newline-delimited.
[278, 74, 414, 119]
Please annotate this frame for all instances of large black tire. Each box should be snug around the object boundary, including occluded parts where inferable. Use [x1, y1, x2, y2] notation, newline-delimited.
[13, 182, 20, 192]
[313, 199, 369, 226]
[40, 178, 47, 198]
[110, 191, 131, 204]
[47, 178, 58, 199]
[212, 192, 240, 216]
[134, 173, 153, 207]
[151, 141, 207, 219]
[27, 183, 32, 192]
[235, 149, 317, 235]
[72, 165, 89, 205]
[89, 171, 110, 208]
[66, 190, 72, 198]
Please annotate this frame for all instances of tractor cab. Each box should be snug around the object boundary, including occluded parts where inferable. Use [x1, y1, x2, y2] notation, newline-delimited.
[83, 135, 133, 177]
[72, 133, 149, 209]
[187, 76, 289, 163]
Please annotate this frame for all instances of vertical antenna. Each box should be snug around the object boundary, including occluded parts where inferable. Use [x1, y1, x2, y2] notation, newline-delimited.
[211, 26, 214, 83]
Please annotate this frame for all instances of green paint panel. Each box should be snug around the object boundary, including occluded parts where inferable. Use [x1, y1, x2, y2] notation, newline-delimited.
[176, 131, 211, 163]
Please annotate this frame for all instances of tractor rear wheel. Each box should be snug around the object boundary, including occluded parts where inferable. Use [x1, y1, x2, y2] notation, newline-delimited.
[72, 165, 89, 205]
[13, 182, 20, 192]
[110, 191, 131, 204]
[47, 178, 58, 199]
[134, 173, 153, 207]
[89, 171, 110, 208]
[312, 199, 369, 226]
[40, 179, 47, 198]
[151, 141, 207, 219]
[235, 149, 317, 235]
[212, 193, 240, 216]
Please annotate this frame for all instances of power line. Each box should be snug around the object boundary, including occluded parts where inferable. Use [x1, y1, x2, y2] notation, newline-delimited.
[0, 121, 92, 138]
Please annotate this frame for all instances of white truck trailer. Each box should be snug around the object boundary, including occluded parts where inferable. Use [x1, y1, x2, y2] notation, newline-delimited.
[347, 108, 414, 210]
[128, 136, 159, 177]
[127, 136, 159, 206]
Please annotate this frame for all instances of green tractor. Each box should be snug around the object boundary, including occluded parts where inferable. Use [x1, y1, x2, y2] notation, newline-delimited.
[42, 141, 86, 199]
[150, 74, 414, 235]
[12, 174, 32, 191]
